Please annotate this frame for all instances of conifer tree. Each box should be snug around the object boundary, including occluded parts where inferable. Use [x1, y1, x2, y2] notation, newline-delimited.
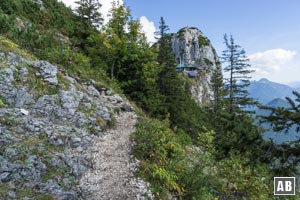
[222, 34, 256, 113]
[75, 0, 103, 28]
[214, 34, 262, 157]
[210, 63, 224, 115]
[209, 62, 225, 134]
[261, 91, 300, 132]
[157, 17, 177, 95]
[156, 17, 205, 136]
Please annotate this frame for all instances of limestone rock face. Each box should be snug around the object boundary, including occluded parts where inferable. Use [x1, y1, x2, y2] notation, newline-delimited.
[32, 61, 58, 86]
[172, 27, 221, 104]
[0, 51, 150, 199]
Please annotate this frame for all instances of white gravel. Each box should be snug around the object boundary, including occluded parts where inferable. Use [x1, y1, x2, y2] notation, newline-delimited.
[78, 111, 153, 200]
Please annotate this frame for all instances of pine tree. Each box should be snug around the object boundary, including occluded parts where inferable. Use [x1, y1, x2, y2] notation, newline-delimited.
[209, 62, 225, 135]
[260, 91, 300, 176]
[214, 34, 262, 157]
[75, 0, 103, 28]
[222, 34, 256, 113]
[261, 91, 300, 132]
[0, 0, 16, 15]
[156, 17, 170, 64]
[156, 17, 205, 136]
[157, 17, 177, 95]
[210, 62, 224, 115]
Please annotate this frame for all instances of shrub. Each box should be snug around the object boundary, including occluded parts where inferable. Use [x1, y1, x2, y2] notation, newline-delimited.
[132, 117, 186, 198]
[198, 35, 210, 46]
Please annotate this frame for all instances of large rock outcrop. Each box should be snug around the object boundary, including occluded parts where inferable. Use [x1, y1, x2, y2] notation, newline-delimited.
[0, 50, 151, 199]
[172, 27, 221, 104]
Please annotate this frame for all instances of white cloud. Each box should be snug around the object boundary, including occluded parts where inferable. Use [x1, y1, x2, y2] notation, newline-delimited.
[61, 0, 156, 43]
[139, 16, 157, 44]
[248, 48, 297, 79]
[60, 0, 123, 24]
[99, 0, 124, 24]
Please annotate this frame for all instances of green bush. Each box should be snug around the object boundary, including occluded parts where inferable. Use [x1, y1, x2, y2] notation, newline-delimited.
[132, 117, 186, 198]
[0, 10, 11, 33]
[215, 151, 273, 199]
[198, 35, 210, 46]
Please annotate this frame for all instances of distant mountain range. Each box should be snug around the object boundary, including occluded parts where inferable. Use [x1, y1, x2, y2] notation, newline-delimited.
[255, 98, 290, 116]
[249, 79, 300, 144]
[287, 81, 300, 89]
[256, 98, 300, 144]
[248, 78, 300, 105]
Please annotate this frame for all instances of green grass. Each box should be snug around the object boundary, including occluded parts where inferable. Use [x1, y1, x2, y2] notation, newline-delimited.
[0, 184, 9, 198]
[0, 116, 17, 126]
[17, 188, 54, 200]
[0, 35, 35, 60]
[57, 73, 71, 90]
[25, 67, 59, 97]
[0, 95, 6, 107]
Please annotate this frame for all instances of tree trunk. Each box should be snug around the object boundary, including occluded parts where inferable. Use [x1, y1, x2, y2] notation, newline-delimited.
[111, 62, 115, 79]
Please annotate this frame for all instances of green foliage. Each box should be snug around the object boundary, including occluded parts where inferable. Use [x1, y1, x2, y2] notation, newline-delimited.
[209, 34, 263, 157]
[0, 186, 54, 200]
[132, 117, 186, 197]
[214, 151, 273, 199]
[0, 36, 34, 59]
[222, 34, 256, 113]
[0, 2, 283, 199]
[0, 9, 12, 33]
[210, 62, 224, 118]
[197, 129, 215, 152]
[156, 18, 208, 137]
[204, 58, 213, 66]
[0, 99, 4, 107]
[0, 0, 17, 15]
[75, 0, 103, 28]
[0, 95, 6, 107]
[198, 34, 210, 46]
[213, 112, 263, 158]
[260, 92, 300, 194]
[177, 29, 186, 41]
[133, 117, 274, 199]
[184, 131, 274, 200]
[261, 91, 300, 132]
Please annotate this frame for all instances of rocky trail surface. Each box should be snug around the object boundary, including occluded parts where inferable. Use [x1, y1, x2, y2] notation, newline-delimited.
[0, 51, 152, 199]
[78, 111, 153, 200]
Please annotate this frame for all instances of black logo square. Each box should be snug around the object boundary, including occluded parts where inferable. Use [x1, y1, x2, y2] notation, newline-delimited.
[274, 177, 295, 195]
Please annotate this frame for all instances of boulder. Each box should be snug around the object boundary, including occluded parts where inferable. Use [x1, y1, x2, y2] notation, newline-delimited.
[32, 61, 58, 86]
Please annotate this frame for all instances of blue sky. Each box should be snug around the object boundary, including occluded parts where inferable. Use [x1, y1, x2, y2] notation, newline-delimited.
[125, 0, 300, 53]
[62, 0, 300, 84]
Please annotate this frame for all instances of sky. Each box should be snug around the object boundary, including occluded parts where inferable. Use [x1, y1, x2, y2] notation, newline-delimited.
[61, 0, 300, 85]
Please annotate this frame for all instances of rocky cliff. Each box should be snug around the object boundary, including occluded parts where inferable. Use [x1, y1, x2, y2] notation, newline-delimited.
[172, 27, 221, 104]
[0, 40, 151, 199]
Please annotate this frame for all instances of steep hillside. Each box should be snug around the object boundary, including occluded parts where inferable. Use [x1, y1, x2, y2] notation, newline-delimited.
[0, 1, 283, 199]
[0, 38, 152, 199]
[172, 27, 221, 104]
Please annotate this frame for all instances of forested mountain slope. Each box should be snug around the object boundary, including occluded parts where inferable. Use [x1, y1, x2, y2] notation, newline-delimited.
[1, 0, 299, 199]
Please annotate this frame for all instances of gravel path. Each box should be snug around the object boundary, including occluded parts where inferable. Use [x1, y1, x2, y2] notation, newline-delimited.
[78, 111, 153, 200]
